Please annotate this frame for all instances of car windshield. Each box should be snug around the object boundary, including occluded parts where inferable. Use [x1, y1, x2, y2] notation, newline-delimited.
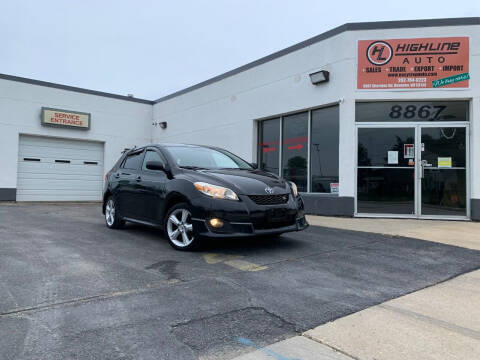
[165, 146, 253, 170]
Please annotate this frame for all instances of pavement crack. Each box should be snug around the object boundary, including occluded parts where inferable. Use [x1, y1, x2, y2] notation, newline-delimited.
[170, 306, 298, 332]
[0, 278, 188, 318]
[214, 277, 258, 307]
[379, 303, 480, 340]
[302, 333, 360, 360]
[170, 306, 299, 358]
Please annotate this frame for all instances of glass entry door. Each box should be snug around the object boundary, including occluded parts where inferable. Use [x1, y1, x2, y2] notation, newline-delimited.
[356, 124, 469, 219]
[419, 126, 468, 217]
[357, 126, 416, 215]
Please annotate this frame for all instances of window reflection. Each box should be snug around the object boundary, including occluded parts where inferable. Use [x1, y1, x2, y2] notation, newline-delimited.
[422, 169, 466, 216]
[358, 168, 415, 214]
[282, 112, 308, 192]
[311, 106, 339, 193]
[358, 128, 415, 167]
[421, 128, 466, 167]
[258, 118, 280, 175]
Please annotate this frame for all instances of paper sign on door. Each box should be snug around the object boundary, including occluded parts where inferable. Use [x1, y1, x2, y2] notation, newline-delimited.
[404, 144, 414, 159]
[438, 157, 452, 168]
[330, 183, 339, 194]
[388, 151, 398, 164]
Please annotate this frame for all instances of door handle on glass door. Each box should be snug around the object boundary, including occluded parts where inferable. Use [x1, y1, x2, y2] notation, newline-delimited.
[420, 160, 432, 178]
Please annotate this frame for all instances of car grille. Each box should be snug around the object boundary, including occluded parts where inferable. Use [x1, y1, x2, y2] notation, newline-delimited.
[254, 214, 296, 229]
[248, 194, 289, 205]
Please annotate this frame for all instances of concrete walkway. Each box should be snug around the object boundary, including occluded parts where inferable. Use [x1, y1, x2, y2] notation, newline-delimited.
[305, 269, 480, 360]
[233, 216, 480, 360]
[230, 336, 350, 360]
[306, 215, 480, 250]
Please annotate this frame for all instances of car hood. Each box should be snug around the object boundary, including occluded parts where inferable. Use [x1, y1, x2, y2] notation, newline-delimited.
[183, 168, 289, 195]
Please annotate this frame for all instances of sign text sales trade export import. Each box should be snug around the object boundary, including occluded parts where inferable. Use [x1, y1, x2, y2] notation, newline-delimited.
[357, 37, 469, 90]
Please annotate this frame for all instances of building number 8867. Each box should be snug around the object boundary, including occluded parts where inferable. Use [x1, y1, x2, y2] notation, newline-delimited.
[388, 104, 447, 121]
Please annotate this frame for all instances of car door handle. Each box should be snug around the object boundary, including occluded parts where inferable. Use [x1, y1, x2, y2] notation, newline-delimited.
[114, 173, 120, 179]
[136, 176, 142, 182]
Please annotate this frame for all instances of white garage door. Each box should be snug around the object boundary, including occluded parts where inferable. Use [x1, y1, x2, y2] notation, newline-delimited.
[17, 135, 104, 201]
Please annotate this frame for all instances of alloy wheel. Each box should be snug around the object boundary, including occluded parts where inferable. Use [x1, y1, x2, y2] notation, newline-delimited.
[105, 199, 115, 226]
[166, 208, 194, 247]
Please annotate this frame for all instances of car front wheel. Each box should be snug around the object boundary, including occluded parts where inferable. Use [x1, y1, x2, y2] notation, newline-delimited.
[105, 196, 125, 229]
[165, 203, 198, 250]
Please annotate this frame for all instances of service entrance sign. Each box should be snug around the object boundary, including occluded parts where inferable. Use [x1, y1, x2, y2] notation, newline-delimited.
[41, 107, 91, 130]
[357, 37, 469, 90]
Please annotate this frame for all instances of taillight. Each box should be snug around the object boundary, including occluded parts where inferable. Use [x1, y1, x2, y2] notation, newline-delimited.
[105, 172, 109, 182]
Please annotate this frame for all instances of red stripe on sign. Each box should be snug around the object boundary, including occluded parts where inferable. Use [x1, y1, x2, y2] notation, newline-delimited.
[263, 147, 277, 153]
[288, 144, 303, 150]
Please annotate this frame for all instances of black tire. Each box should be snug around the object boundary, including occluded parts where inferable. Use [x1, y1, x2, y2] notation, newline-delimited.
[164, 202, 199, 251]
[105, 196, 125, 229]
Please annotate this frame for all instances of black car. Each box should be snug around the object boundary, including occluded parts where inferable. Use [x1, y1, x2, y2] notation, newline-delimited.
[103, 144, 308, 250]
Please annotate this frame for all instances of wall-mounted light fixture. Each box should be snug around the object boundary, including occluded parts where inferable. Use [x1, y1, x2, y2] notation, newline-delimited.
[309, 70, 330, 85]
[152, 121, 168, 129]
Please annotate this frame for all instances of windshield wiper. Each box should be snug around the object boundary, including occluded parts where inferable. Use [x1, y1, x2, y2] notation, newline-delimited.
[218, 167, 252, 170]
[179, 165, 208, 170]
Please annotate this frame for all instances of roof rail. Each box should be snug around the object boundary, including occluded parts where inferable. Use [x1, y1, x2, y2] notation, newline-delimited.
[121, 145, 137, 154]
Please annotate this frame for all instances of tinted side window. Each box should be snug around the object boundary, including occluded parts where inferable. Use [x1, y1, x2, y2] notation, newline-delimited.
[122, 151, 144, 170]
[142, 150, 165, 170]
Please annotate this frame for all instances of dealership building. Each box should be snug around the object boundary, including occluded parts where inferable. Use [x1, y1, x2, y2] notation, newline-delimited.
[1, 17, 479, 220]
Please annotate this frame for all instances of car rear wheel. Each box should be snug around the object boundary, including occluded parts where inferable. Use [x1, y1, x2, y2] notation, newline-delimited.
[165, 203, 198, 250]
[105, 196, 125, 229]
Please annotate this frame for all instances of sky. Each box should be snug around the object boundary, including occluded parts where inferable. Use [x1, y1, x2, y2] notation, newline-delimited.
[1, 0, 479, 100]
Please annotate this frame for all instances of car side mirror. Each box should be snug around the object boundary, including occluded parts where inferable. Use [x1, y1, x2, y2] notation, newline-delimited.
[250, 162, 258, 169]
[146, 161, 166, 171]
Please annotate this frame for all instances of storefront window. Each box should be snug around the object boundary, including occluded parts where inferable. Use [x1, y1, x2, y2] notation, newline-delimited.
[258, 118, 280, 175]
[257, 106, 340, 193]
[311, 106, 339, 193]
[282, 112, 308, 192]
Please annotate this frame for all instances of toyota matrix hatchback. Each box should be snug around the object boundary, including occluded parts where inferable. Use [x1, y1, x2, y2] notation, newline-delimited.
[103, 144, 308, 250]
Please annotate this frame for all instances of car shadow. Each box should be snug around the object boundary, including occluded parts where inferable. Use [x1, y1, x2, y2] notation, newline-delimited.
[199, 235, 304, 254]
[121, 222, 305, 255]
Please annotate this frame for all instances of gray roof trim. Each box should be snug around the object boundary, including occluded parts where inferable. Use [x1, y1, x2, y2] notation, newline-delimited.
[0, 73, 154, 104]
[154, 17, 480, 103]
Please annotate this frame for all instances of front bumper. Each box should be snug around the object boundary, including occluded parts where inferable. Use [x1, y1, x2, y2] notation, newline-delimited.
[190, 193, 309, 238]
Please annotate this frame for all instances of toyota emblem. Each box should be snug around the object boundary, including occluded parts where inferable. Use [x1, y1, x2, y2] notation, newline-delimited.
[265, 186, 274, 194]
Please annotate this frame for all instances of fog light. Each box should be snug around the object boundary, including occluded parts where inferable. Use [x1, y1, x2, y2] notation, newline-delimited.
[209, 218, 224, 228]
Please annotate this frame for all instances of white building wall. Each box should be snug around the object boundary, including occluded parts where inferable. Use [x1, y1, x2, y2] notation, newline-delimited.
[153, 25, 480, 200]
[0, 20, 478, 216]
[0, 79, 152, 191]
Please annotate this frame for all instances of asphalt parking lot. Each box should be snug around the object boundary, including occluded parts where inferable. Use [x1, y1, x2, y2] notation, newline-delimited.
[1, 204, 479, 360]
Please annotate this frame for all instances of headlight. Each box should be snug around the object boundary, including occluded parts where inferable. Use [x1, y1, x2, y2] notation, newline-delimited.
[194, 182, 239, 201]
[289, 181, 298, 197]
